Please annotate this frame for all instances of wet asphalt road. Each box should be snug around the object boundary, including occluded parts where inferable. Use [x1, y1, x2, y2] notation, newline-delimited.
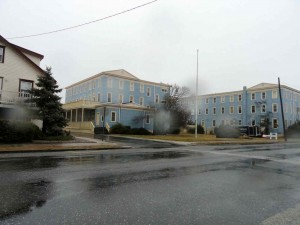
[1, 141, 300, 224]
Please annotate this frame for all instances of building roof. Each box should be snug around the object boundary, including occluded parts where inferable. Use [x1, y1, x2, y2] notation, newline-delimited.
[248, 83, 278, 90]
[0, 35, 45, 74]
[65, 69, 170, 89]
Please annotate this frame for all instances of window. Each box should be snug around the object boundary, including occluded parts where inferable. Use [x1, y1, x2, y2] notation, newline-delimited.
[92, 81, 96, 89]
[140, 84, 144, 93]
[238, 106, 242, 114]
[147, 87, 151, 97]
[212, 120, 216, 127]
[119, 94, 123, 103]
[205, 98, 209, 104]
[146, 115, 150, 124]
[111, 111, 116, 122]
[230, 106, 234, 114]
[251, 93, 255, 100]
[201, 120, 205, 127]
[272, 90, 278, 99]
[251, 105, 256, 113]
[0, 46, 5, 63]
[130, 82, 134, 91]
[261, 104, 266, 113]
[98, 93, 101, 102]
[238, 94, 242, 101]
[19, 79, 33, 97]
[213, 97, 216, 103]
[261, 92, 266, 100]
[198, 108, 201, 115]
[107, 78, 112, 88]
[221, 96, 225, 103]
[139, 97, 144, 105]
[119, 80, 124, 89]
[129, 95, 134, 103]
[205, 108, 208, 115]
[107, 93, 112, 102]
[251, 119, 256, 126]
[273, 118, 278, 128]
[238, 120, 242, 125]
[272, 103, 278, 113]
[221, 107, 225, 114]
[229, 95, 234, 102]
[213, 107, 216, 115]
[155, 94, 159, 103]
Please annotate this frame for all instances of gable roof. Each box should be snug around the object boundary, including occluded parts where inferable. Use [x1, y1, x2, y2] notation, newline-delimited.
[0, 35, 45, 74]
[102, 69, 139, 80]
[248, 83, 277, 90]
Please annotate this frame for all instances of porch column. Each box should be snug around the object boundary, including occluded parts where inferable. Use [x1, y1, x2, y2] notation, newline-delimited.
[76, 109, 78, 122]
[70, 109, 73, 122]
[81, 108, 84, 122]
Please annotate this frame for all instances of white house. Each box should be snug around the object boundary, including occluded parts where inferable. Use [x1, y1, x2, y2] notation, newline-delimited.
[0, 35, 44, 120]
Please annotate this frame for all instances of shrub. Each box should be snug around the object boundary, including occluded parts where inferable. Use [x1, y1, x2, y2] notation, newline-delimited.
[187, 125, 205, 134]
[0, 120, 40, 143]
[109, 123, 130, 134]
[214, 125, 241, 138]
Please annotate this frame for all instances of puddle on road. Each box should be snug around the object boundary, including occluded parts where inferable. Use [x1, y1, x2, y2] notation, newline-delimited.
[0, 179, 53, 220]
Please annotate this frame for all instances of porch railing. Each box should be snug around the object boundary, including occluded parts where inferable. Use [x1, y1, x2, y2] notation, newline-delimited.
[0, 90, 33, 104]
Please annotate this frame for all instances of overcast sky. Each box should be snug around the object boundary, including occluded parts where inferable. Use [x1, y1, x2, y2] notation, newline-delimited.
[2, 0, 300, 101]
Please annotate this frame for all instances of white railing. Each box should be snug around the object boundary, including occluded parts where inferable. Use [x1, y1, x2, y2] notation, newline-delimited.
[0, 90, 33, 104]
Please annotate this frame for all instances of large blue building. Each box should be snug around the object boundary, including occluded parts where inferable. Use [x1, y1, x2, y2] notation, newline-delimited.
[63, 69, 170, 133]
[183, 83, 300, 135]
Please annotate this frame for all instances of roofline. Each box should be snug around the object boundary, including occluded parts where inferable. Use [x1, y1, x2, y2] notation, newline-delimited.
[0, 35, 45, 75]
[11, 43, 44, 60]
[65, 71, 171, 89]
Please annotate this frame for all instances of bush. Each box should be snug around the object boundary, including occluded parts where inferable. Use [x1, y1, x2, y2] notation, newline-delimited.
[187, 125, 205, 134]
[109, 123, 131, 134]
[109, 123, 152, 135]
[214, 125, 241, 138]
[0, 120, 41, 143]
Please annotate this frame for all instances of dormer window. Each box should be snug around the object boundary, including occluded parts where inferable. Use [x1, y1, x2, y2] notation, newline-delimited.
[0, 46, 5, 63]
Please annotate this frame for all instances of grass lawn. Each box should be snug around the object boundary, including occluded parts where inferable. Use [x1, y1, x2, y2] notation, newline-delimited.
[118, 134, 279, 143]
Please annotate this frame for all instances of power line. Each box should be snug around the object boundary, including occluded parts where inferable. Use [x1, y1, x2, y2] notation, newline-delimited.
[7, 0, 158, 40]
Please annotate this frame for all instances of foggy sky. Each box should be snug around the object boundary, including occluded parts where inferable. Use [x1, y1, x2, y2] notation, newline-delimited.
[2, 0, 300, 101]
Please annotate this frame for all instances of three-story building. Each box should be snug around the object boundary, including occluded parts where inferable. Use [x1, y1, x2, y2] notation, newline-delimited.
[63, 69, 170, 133]
[183, 83, 300, 135]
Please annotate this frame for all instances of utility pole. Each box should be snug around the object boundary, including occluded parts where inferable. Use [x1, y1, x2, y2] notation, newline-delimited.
[278, 77, 287, 142]
[195, 49, 199, 138]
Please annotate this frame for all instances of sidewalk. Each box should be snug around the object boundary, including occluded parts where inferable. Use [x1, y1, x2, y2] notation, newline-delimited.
[0, 136, 123, 153]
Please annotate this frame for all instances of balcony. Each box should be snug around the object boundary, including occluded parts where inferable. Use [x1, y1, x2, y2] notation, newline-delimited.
[0, 90, 34, 105]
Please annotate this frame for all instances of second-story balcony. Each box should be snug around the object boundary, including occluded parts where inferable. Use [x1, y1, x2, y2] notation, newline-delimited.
[0, 90, 34, 106]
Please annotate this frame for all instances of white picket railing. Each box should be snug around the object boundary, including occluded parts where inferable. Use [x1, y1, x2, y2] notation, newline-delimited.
[0, 90, 32, 104]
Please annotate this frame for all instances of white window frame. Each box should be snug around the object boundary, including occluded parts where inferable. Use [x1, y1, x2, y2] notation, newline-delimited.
[272, 90, 278, 99]
[238, 94, 242, 102]
[238, 106, 242, 114]
[111, 111, 116, 122]
[251, 105, 256, 113]
[230, 106, 234, 114]
[130, 82, 134, 91]
[213, 107, 216, 115]
[0, 46, 4, 63]
[205, 108, 208, 115]
[155, 94, 159, 103]
[261, 104, 266, 113]
[212, 120, 216, 127]
[229, 95, 234, 102]
[205, 98, 209, 104]
[261, 92, 266, 100]
[238, 120, 242, 125]
[107, 78, 112, 88]
[119, 94, 123, 103]
[221, 107, 225, 114]
[213, 97, 216, 103]
[272, 103, 278, 113]
[129, 95, 134, 103]
[273, 118, 278, 129]
[221, 96, 225, 103]
[107, 92, 112, 103]
[146, 114, 150, 124]
[139, 97, 144, 106]
[147, 87, 151, 97]
[119, 80, 124, 89]
[251, 93, 256, 100]
[251, 119, 256, 126]
[201, 120, 205, 127]
[140, 83, 144, 93]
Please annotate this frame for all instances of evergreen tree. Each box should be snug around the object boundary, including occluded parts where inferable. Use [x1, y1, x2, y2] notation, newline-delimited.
[29, 67, 68, 135]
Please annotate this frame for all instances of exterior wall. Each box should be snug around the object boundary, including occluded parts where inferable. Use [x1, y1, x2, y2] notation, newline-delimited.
[22, 52, 41, 66]
[64, 71, 169, 132]
[186, 85, 300, 134]
[0, 40, 42, 95]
